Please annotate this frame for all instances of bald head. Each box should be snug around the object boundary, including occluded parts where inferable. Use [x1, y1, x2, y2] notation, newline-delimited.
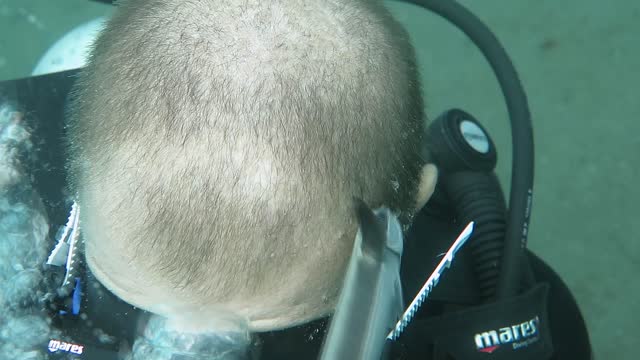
[65, 0, 430, 331]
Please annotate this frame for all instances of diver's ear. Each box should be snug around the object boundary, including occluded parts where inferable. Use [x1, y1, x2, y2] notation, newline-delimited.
[414, 163, 438, 212]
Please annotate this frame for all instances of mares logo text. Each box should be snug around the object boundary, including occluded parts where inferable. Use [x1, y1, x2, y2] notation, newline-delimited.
[47, 339, 84, 355]
[474, 315, 540, 354]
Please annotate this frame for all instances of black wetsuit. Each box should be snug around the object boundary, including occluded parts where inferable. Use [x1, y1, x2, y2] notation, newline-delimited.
[3, 71, 592, 360]
[259, 204, 594, 360]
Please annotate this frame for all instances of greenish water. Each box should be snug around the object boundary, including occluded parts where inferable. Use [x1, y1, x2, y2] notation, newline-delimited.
[1, 1, 638, 359]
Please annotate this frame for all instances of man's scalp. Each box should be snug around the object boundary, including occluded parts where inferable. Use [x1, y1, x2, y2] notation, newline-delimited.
[66, 0, 427, 329]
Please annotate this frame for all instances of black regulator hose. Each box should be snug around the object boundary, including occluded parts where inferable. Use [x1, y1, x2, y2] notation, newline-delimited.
[446, 171, 507, 301]
[428, 107, 511, 302]
[399, 0, 535, 300]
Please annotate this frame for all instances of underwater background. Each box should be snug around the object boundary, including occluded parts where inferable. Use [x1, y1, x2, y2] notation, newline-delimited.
[1, 0, 638, 359]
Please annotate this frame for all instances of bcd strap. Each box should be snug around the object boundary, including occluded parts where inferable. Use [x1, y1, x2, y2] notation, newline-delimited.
[403, 282, 553, 360]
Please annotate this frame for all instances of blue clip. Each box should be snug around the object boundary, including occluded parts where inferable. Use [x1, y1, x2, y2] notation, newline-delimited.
[72, 277, 82, 315]
[59, 277, 82, 316]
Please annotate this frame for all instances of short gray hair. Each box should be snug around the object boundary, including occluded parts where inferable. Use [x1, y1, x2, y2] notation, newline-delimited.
[65, 0, 427, 328]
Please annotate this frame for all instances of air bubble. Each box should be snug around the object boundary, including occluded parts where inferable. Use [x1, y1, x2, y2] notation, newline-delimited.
[391, 180, 399, 192]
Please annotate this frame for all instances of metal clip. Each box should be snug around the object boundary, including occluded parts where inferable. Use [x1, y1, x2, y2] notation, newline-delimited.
[387, 221, 474, 340]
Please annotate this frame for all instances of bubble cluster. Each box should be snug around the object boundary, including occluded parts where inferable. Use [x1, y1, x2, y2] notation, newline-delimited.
[0, 102, 56, 359]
